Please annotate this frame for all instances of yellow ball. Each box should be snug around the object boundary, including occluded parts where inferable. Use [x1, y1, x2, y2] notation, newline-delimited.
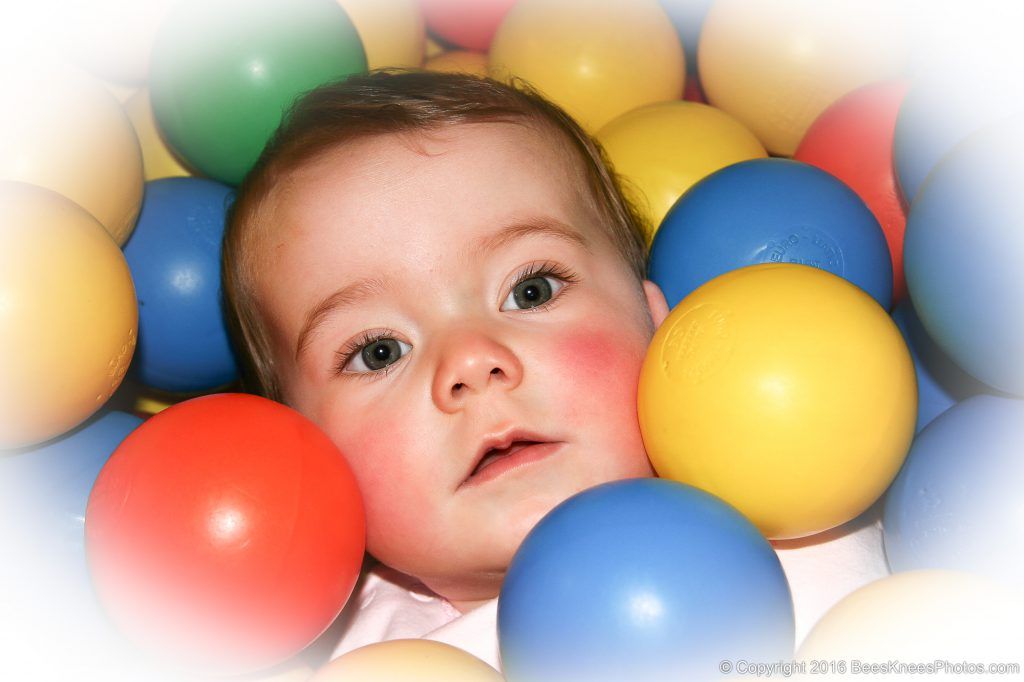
[489, 0, 685, 132]
[312, 640, 503, 682]
[0, 182, 138, 450]
[638, 263, 915, 539]
[425, 50, 490, 77]
[797, 571, 1023, 668]
[337, 0, 426, 69]
[124, 88, 193, 181]
[596, 101, 767, 243]
[0, 61, 143, 246]
[698, 0, 907, 156]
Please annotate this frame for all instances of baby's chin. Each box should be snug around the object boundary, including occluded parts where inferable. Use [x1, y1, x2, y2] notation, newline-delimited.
[367, 446, 654, 602]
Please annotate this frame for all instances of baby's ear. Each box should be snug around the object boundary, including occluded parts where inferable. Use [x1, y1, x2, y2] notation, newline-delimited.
[642, 280, 670, 330]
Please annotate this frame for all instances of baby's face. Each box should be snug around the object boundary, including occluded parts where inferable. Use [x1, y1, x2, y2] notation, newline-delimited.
[256, 122, 666, 606]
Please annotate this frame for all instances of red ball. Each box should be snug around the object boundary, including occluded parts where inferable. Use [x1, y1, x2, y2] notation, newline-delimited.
[420, 0, 517, 52]
[85, 393, 365, 675]
[794, 80, 910, 304]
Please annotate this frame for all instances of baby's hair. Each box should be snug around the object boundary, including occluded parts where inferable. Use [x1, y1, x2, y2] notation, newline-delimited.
[222, 69, 650, 402]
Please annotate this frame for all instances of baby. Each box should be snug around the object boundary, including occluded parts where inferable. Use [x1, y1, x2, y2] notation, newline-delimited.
[221, 71, 888, 669]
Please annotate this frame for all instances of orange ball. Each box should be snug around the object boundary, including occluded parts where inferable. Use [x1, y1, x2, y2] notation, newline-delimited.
[85, 394, 366, 675]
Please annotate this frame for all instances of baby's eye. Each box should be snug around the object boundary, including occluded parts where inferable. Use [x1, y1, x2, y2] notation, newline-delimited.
[501, 274, 567, 311]
[341, 336, 412, 374]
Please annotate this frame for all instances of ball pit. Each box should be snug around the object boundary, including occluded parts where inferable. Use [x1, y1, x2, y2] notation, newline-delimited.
[3, 2, 1022, 680]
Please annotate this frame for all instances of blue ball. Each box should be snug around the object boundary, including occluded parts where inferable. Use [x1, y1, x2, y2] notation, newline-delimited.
[883, 395, 1024, 585]
[0, 410, 142, 552]
[893, 71, 1020, 205]
[891, 299, 987, 433]
[498, 479, 794, 682]
[657, 0, 713, 74]
[123, 178, 240, 393]
[649, 159, 892, 311]
[903, 115, 1024, 396]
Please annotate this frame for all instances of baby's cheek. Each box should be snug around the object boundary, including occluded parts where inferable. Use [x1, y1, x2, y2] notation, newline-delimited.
[322, 410, 420, 541]
[552, 326, 648, 429]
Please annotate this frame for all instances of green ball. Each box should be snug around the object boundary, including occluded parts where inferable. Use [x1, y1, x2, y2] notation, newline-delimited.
[150, 0, 367, 185]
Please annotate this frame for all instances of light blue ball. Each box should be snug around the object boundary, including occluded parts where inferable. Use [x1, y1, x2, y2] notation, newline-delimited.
[893, 71, 1020, 205]
[883, 395, 1024, 585]
[498, 479, 794, 682]
[649, 159, 892, 311]
[903, 115, 1024, 396]
[891, 299, 987, 433]
[123, 178, 240, 393]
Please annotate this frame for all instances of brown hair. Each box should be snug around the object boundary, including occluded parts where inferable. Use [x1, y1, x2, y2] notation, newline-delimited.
[222, 69, 650, 402]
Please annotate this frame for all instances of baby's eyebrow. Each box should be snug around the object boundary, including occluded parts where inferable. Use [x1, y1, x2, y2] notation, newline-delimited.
[295, 276, 393, 362]
[467, 216, 591, 260]
[294, 216, 590, 363]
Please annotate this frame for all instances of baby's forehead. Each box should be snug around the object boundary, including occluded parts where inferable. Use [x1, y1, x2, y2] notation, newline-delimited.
[264, 120, 605, 254]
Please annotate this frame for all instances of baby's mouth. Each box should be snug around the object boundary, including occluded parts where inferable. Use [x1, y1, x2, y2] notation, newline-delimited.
[461, 431, 564, 489]
[472, 441, 540, 477]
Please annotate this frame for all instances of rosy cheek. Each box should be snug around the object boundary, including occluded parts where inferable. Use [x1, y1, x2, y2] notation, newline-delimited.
[552, 326, 648, 425]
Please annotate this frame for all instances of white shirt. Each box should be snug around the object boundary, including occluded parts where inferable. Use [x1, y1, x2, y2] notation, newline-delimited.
[329, 504, 890, 672]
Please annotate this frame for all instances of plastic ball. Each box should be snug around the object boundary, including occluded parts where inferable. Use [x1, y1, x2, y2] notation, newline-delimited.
[122, 177, 240, 393]
[421, 0, 517, 52]
[649, 158, 894, 311]
[149, 0, 367, 185]
[903, 115, 1024, 396]
[597, 101, 766, 243]
[498, 479, 794, 682]
[639, 264, 916, 539]
[337, 0, 425, 69]
[698, 0, 907, 156]
[489, 0, 685, 133]
[124, 88, 192, 180]
[425, 50, 489, 77]
[0, 61, 143, 245]
[891, 299, 988, 433]
[883, 395, 1024, 584]
[59, 0, 175, 85]
[85, 393, 366, 675]
[0, 182, 138, 450]
[797, 571, 1023, 666]
[795, 80, 909, 303]
[893, 67, 1021, 205]
[312, 640, 503, 681]
[1, 410, 141, 553]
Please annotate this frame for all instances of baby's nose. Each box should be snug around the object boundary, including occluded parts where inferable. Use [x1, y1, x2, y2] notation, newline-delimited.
[431, 330, 523, 413]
